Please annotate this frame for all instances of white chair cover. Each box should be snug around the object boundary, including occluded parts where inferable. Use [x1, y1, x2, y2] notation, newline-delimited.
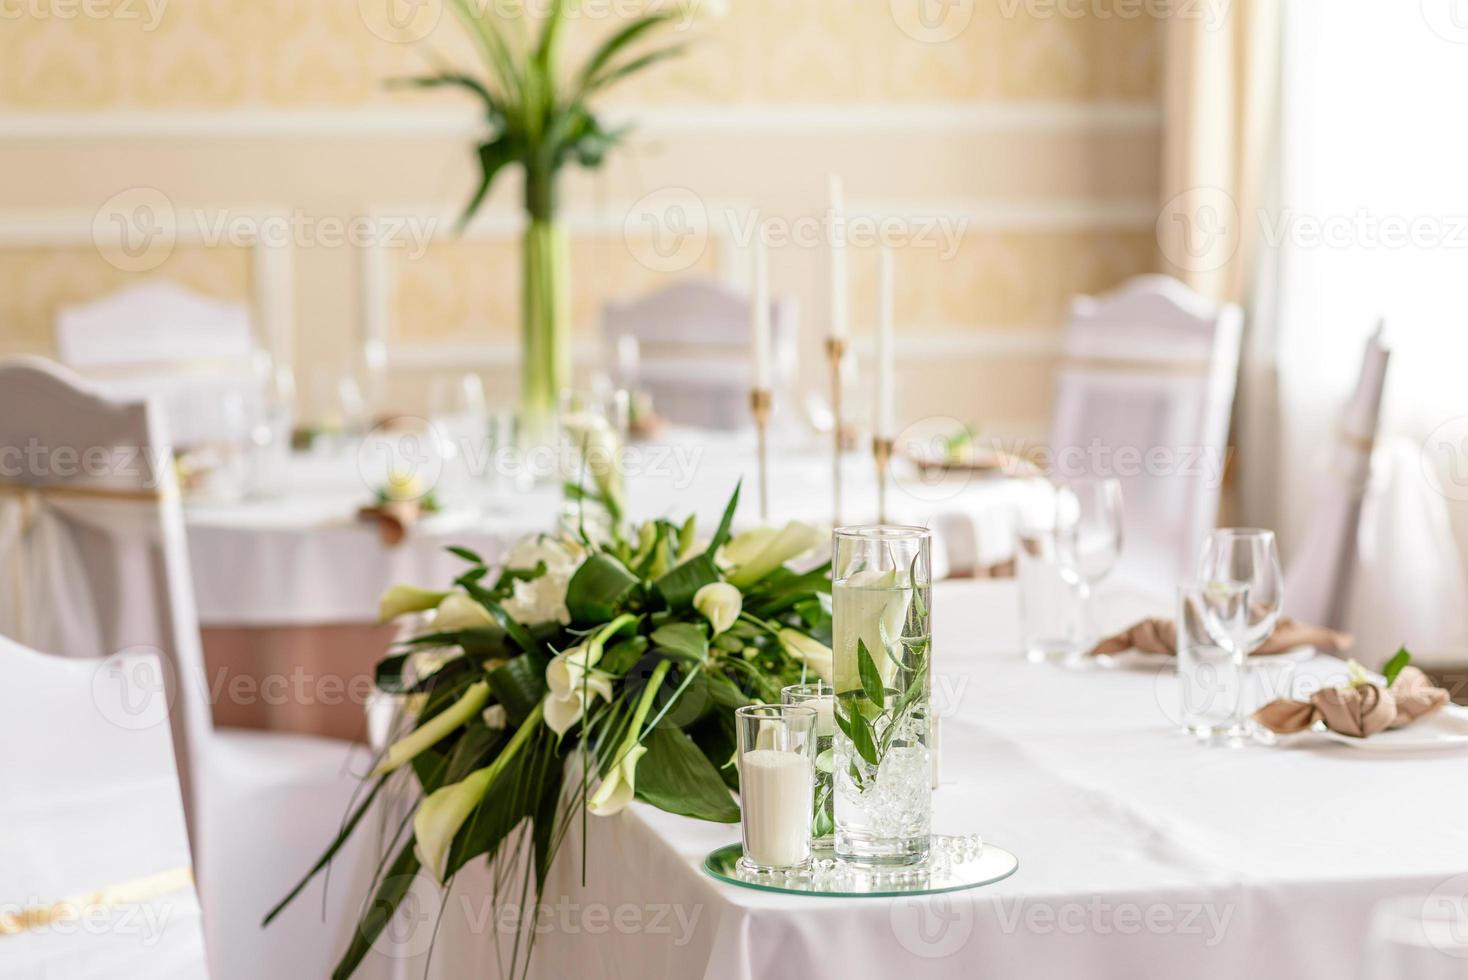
[1049, 275, 1243, 591]
[0, 357, 375, 980]
[55, 281, 264, 447]
[1363, 894, 1468, 980]
[0, 637, 210, 979]
[1286, 324, 1390, 629]
[602, 279, 798, 431]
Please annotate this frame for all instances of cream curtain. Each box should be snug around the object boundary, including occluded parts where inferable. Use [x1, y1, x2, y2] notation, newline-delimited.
[1157, 0, 1282, 531]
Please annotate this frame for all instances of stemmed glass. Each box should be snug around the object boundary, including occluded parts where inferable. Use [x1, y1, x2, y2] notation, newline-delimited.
[1057, 477, 1124, 647]
[1197, 528, 1284, 741]
[428, 373, 488, 510]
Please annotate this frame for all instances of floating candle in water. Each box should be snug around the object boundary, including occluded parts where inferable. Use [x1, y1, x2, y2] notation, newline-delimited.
[740, 749, 814, 870]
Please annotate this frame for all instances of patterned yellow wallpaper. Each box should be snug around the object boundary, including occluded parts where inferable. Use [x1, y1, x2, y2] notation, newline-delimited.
[0, 0, 1158, 109]
[0, 245, 253, 354]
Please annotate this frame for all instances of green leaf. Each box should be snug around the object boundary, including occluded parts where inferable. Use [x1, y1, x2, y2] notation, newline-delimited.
[1383, 646, 1412, 686]
[374, 653, 412, 694]
[651, 622, 709, 664]
[446, 727, 554, 878]
[708, 481, 741, 554]
[330, 842, 419, 980]
[459, 136, 520, 230]
[634, 724, 740, 823]
[565, 552, 639, 624]
[447, 544, 485, 563]
[835, 694, 880, 766]
[857, 638, 885, 707]
[653, 553, 719, 609]
[599, 635, 649, 675]
[464, 583, 546, 658]
[574, 12, 676, 95]
[584, 43, 687, 97]
[489, 653, 551, 727]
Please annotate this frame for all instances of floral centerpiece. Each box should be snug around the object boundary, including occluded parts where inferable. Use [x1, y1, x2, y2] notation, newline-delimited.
[402, 0, 690, 438]
[267, 480, 833, 979]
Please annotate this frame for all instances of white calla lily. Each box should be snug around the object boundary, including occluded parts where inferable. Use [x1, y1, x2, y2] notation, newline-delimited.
[722, 527, 777, 568]
[433, 592, 495, 631]
[587, 744, 647, 816]
[693, 582, 742, 636]
[373, 681, 490, 777]
[727, 521, 822, 588]
[481, 704, 507, 730]
[413, 766, 493, 882]
[779, 628, 834, 685]
[834, 567, 912, 692]
[378, 585, 451, 623]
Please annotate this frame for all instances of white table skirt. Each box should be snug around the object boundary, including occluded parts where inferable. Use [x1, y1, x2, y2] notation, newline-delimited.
[184, 432, 1033, 626]
[358, 581, 1468, 980]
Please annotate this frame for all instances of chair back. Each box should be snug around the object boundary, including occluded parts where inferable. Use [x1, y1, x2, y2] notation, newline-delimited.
[55, 281, 264, 447]
[0, 356, 210, 845]
[0, 635, 210, 978]
[1286, 325, 1390, 627]
[1049, 275, 1243, 588]
[602, 278, 797, 431]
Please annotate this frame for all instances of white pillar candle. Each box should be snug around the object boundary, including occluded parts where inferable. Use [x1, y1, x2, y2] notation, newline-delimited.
[740, 748, 813, 869]
[812, 697, 835, 739]
[876, 246, 896, 438]
[828, 174, 849, 340]
[751, 239, 772, 390]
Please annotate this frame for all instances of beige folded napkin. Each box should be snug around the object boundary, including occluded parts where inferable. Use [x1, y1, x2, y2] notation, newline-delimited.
[1252, 666, 1450, 739]
[1087, 618, 1353, 657]
[357, 501, 422, 547]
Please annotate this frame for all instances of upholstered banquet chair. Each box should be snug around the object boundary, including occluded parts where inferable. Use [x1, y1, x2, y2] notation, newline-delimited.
[55, 281, 267, 448]
[1049, 275, 1243, 591]
[1286, 324, 1390, 629]
[0, 637, 211, 978]
[0, 357, 372, 980]
[602, 278, 797, 431]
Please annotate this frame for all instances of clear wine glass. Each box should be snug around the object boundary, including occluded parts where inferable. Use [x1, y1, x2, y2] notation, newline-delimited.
[1197, 528, 1284, 741]
[1056, 477, 1124, 647]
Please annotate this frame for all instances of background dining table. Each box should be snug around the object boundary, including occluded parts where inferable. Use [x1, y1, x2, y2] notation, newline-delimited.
[182, 428, 1039, 740]
[347, 579, 1468, 980]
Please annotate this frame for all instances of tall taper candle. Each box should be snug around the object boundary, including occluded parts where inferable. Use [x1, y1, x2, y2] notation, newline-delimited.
[876, 246, 895, 439]
[752, 240, 772, 390]
[829, 175, 849, 340]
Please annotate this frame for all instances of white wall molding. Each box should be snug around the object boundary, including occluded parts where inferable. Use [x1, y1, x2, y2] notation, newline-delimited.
[0, 101, 1161, 141]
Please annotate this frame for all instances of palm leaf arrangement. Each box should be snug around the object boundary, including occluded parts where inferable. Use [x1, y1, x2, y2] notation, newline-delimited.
[399, 0, 691, 434]
[267, 477, 835, 979]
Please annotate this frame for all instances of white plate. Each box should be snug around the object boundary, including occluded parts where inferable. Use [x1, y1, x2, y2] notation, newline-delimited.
[1319, 705, 1468, 752]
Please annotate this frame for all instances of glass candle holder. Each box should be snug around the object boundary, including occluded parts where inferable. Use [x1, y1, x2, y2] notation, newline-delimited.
[735, 704, 818, 873]
[782, 682, 835, 848]
[832, 525, 933, 867]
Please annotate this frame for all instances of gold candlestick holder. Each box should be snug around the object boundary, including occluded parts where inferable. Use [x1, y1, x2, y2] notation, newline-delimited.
[872, 435, 894, 524]
[750, 388, 773, 523]
[825, 336, 847, 526]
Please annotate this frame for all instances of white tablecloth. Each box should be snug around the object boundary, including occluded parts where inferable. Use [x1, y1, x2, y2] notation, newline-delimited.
[368, 580, 1468, 980]
[184, 431, 1032, 626]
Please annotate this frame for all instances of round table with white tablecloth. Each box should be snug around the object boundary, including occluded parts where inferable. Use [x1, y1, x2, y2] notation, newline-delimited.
[182, 429, 1034, 738]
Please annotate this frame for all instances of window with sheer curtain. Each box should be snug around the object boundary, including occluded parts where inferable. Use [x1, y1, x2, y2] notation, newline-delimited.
[1270, 0, 1468, 656]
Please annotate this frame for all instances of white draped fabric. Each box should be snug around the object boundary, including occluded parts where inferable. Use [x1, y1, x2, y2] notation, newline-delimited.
[353, 580, 1468, 980]
[0, 639, 209, 979]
